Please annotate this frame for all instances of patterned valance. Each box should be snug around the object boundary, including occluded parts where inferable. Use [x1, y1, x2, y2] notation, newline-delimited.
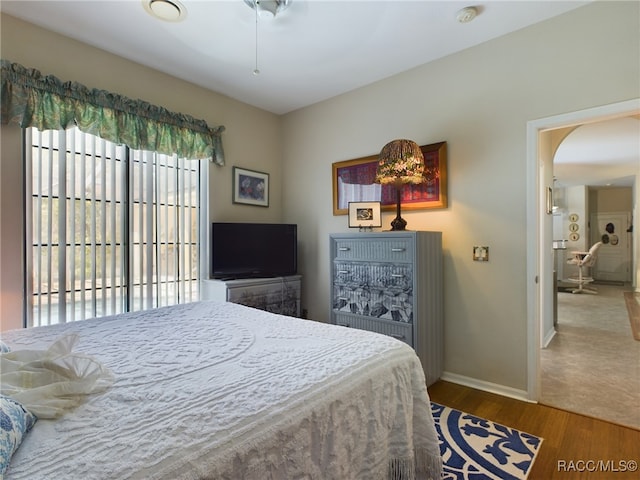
[0, 60, 225, 164]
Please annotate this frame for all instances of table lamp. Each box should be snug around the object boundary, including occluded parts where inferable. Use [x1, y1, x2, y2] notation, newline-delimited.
[374, 139, 425, 231]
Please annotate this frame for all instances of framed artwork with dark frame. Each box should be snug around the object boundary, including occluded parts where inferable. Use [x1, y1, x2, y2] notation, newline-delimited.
[348, 201, 382, 228]
[332, 141, 447, 215]
[233, 166, 269, 207]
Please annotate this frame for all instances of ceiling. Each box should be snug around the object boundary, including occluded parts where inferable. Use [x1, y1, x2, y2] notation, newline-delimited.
[1, 0, 592, 115]
[1, 0, 637, 188]
[553, 116, 639, 188]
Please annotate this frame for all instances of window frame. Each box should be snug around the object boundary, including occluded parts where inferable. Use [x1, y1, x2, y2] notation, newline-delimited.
[24, 127, 209, 327]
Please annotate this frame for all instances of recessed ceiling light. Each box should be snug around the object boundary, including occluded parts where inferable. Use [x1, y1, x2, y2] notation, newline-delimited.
[143, 0, 187, 22]
[456, 6, 478, 24]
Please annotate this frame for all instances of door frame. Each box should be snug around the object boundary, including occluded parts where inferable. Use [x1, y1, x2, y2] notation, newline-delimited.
[526, 98, 640, 401]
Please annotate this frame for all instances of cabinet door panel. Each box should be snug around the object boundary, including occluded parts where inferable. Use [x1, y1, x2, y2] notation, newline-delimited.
[332, 262, 413, 323]
[228, 281, 300, 316]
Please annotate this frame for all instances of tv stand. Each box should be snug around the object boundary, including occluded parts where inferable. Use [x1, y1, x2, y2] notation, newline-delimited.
[200, 275, 301, 317]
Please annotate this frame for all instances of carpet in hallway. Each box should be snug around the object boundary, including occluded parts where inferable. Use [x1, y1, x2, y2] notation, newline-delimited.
[541, 284, 640, 429]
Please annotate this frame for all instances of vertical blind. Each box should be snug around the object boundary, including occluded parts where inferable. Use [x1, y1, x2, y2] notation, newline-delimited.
[25, 127, 202, 327]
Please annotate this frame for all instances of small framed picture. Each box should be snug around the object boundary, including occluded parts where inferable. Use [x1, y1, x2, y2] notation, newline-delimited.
[473, 246, 489, 262]
[348, 201, 381, 228]
[233, 166, 269, 207]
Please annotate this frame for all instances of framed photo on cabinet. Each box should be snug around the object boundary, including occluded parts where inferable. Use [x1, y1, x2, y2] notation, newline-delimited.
[348, 201, 382, 228]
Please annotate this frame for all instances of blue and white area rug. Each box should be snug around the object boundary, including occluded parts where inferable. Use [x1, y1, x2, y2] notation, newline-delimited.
[431, 402, 543, 480]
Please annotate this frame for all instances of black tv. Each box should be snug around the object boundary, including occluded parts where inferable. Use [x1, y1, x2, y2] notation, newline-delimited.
[211, 222, 297, 279]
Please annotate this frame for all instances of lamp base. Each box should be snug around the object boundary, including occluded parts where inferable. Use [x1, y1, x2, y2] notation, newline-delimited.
[389, 185, 407, 231]
[390, 216, 407, 231]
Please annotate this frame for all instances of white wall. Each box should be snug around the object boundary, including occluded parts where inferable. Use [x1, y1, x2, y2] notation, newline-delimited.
[0, 13, 283, 331]
[566, 185, 590, 252]
[281, 1, 640, 393]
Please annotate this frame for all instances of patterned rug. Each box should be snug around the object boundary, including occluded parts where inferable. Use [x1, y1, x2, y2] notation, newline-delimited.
[431, 402, 543, 480]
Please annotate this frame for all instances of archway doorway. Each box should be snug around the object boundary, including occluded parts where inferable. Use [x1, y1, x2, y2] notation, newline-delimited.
[526, 99, 640, 411]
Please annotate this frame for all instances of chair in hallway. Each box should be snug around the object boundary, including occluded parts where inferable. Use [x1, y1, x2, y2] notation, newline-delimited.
[566, 242, 603, 294]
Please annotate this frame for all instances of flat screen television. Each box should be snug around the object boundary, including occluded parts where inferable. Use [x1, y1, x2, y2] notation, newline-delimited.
[211, 222, 297, 279]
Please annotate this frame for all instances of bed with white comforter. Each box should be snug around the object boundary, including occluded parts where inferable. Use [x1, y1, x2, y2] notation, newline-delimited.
[1, 300, 442, 479]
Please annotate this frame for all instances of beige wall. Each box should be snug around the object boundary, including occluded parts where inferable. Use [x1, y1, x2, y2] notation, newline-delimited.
[589, 187, 633, 213]
[281, 1, 640, 392]
[0, 13, 283, 331]
[0, 124, 23, 331]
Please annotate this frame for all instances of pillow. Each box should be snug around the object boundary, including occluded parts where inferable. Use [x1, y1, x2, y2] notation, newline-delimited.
[0, 395, 37, 476]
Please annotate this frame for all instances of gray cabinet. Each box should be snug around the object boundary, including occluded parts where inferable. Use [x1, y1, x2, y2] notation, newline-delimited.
[201, 275, 301, 317]
[329, 232, 442, 385]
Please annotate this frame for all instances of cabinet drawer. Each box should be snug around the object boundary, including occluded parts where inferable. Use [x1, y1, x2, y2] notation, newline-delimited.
[227, 280, 300, 316]
[333, 238, 413, 262]
[335, 314, 413, 347]
[332, 262, 413, 323]
[333, 262, 412, 289]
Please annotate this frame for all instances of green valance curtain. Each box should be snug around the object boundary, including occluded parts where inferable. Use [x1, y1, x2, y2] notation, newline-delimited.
[1, 60, 225, 164]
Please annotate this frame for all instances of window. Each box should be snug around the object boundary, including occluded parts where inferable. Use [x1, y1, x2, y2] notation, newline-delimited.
[25, 127, 205, 327]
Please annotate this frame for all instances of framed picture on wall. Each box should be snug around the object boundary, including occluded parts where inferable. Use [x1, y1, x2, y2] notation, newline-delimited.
[332, 142, 447, 215]
[233, 166, 269, 207]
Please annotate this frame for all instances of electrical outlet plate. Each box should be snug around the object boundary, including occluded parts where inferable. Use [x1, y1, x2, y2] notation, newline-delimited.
[473, 246, 489, 261]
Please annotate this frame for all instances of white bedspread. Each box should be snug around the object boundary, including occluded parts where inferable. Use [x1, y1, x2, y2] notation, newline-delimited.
[2, 301, 442, 479]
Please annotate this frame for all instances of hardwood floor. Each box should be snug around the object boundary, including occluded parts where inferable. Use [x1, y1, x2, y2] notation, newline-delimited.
[428, 381, 640, 480]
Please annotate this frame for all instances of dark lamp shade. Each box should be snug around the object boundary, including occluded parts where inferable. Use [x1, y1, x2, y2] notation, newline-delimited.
[374, 139, 425, 185]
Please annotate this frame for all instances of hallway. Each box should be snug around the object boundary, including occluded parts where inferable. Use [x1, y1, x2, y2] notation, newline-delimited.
[540, 283, 640, 429]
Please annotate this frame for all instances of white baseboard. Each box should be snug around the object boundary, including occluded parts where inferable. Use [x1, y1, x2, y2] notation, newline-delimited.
[439, 372, 534, 403]
[542, 327, 556, 348]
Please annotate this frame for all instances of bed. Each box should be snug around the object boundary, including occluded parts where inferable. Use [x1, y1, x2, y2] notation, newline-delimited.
[1, 300, 443, 479]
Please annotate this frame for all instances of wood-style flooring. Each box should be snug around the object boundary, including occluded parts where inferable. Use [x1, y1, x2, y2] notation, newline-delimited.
[428, 380, 640, 480]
